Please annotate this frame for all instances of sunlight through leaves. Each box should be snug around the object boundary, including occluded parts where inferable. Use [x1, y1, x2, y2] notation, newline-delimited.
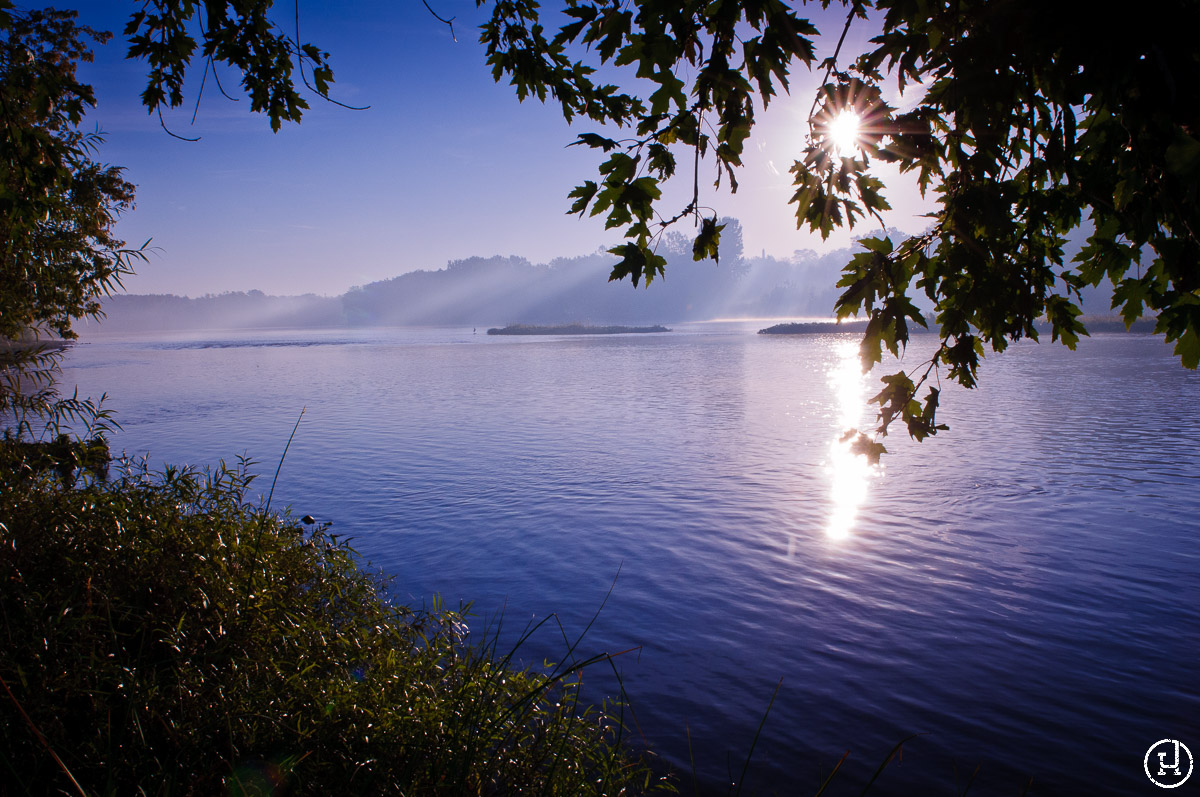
[826, 111, 862, 159]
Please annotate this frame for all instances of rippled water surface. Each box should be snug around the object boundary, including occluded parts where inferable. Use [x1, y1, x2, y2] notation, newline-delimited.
[61, 324, 1200, 794]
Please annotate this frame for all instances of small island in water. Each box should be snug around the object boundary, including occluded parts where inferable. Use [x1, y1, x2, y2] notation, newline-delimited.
[761, 316, 1156, 335]
[487, 323, 671, 336]
[758, 320, 868, 334]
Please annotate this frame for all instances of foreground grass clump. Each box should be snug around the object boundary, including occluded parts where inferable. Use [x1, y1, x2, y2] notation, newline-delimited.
[0, 452, 668, 795]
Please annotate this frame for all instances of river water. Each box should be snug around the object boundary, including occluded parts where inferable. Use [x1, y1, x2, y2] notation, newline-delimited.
[60, 322, 1199, 795]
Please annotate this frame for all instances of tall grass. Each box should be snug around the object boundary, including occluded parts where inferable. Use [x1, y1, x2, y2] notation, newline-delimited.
[0, 451, 671, 795]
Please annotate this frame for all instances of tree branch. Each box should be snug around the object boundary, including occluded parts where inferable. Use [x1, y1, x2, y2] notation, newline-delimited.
[421, 0, 457, 42]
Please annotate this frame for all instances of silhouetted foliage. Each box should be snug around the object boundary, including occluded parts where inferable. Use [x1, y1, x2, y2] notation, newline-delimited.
[483, 0, 1200, 454]
[0, 6, 146, 432]
[0, 6, 141, 345]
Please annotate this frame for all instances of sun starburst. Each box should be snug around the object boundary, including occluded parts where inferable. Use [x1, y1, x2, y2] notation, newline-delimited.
[826, 110, 862, 159]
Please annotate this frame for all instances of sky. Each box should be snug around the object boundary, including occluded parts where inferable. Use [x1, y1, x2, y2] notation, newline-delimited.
[62, 1, 937, 298]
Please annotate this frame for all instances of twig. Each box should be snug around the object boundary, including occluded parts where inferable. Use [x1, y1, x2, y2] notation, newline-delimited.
[294, 0, 370, 111]
[208, 55, 239, 102]
[808, 7, 858, 123]
[157, 106, 200, 141]
[421, 0, 457, 42]
[191, 57, 209, 125]
[693, 109, 701, 223]
[0, 673, 88, 797]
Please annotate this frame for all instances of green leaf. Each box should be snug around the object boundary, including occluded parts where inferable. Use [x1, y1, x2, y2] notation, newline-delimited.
[691, 218, 725, 263]
[1112, 277, 1150, 326]
[566, 181, 598, 216]
[1174, 326, 1200, 370]
[607, 242, 666, 287]
[648, 70, 686, 116]
[1165, 131, 1200, 177]
[1044, 295, 1087, 349]
[859, 235, 894, 255]
[570, 132, 621, 152]
[847, 433, 888, 464]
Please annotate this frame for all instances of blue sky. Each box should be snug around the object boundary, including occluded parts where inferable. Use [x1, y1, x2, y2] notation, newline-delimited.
[64, 1, 935, 297]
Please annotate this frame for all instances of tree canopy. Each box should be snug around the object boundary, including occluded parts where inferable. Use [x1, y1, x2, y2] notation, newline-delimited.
[0, 5, 145, 430]
[0, 6, 139, 344]
[481, 0, 1200, 455]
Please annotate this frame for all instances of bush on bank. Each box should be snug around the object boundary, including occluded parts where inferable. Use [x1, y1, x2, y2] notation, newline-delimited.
[0, 447, 669, 795]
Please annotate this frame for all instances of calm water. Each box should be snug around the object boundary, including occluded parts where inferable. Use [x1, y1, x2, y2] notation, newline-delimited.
[61, 323, 1199, 795]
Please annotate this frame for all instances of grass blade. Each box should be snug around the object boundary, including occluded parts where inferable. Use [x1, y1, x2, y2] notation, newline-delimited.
[1, 673, 87, 797]
[859, 733, 924, 796]
[813, 751, 850, 797]
[733, 677, 782, 796]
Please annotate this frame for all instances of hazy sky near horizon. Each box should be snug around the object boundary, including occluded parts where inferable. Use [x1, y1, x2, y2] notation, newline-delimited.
[64, 1, 937, 298]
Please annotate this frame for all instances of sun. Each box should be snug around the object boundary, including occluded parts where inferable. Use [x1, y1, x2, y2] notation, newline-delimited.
[826, 110, 862, 158]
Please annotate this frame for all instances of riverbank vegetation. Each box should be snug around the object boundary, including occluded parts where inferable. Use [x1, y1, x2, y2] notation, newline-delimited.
[0, 447, 670, 795]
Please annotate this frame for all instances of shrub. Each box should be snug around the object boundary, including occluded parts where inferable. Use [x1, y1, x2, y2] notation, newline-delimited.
[0, 452, 668, 795]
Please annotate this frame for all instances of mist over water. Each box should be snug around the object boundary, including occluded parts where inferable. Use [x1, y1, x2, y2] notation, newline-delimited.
[62, 324, 1199, 794]
[96, 222, 1120, 337]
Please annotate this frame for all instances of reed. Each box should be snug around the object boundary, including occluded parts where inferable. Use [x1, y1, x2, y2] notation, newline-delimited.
[0, 451, 670, 795]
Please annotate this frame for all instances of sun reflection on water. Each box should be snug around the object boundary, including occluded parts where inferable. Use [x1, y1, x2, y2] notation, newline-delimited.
[826, 340, 878, 540]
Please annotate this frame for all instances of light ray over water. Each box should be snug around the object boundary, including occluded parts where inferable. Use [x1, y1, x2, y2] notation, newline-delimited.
[826, 340, 878, 540]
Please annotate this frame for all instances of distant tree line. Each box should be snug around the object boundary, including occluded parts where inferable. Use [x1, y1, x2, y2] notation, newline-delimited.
[98, 219, 1120, 334]
[98, 290, 344, 332]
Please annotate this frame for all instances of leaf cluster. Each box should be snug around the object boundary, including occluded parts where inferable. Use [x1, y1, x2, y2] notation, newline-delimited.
[815, 0, 1200, 445]
[483, 0, 820, 286]
[490, 0, 1200, 450]
[0, 430, 110, 485]
[124, 0, 339, 133]
[0, 454, 669, 795]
